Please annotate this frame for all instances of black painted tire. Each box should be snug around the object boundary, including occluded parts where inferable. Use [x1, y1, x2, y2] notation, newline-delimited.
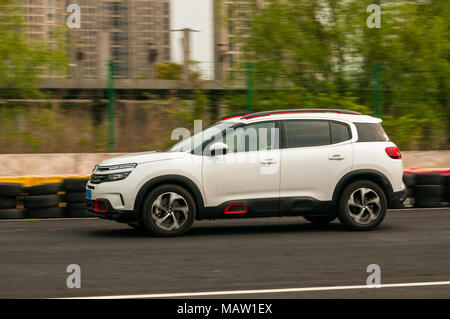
[337, 180, 387, 231]
[63, 178, 89, 192]
[25, 183, 62, 196]
[141, 184, 196, 237]
[403, 174, 416, 187]
[0, 198, 17, 209]
[413, 185, 444, 198]
[26, 207, 65, 219]
[0, 209, 25, 219]
[65, 203, 87, 217]
[23, 195, 60, 209]
[66, 192, 86, 204]
[415, 173, 444, 186]
[303, 215, 336, 225]
[0, 183, 23, 197]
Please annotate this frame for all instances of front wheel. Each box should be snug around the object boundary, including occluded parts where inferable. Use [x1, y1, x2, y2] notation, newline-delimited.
[337, 180, 387, 231]
[141, 184, 196, 237]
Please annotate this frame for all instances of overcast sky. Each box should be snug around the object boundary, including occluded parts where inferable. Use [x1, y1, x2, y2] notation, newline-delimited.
[171, 0, 213, 79]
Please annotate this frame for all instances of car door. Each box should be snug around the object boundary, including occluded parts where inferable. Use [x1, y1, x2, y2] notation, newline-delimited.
[279, 120, 354, 215]
[202, 121, 281, 217]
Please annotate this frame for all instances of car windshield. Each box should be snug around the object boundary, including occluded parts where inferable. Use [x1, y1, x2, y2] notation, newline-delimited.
[168, 121, 235, 153]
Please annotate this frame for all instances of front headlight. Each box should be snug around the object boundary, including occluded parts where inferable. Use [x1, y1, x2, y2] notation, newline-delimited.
[90, 171, 131, 184]
[98, 163, 137, 171]
[104, 171, 131, 182]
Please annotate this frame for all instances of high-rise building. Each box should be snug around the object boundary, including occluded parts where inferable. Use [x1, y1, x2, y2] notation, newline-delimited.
[213, 0, 267, 80]
[18, 0, 171, 79]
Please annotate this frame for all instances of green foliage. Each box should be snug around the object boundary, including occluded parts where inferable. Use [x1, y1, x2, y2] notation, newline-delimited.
[156, 62, 202, 80]
[0, 0, 68, 98]
[156, 63, 183, 80]
[232, 0, 449, 150]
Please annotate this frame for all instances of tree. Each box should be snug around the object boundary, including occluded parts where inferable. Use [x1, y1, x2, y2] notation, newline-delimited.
[0, 0, 68, 98]
[237, 0, 449, 150]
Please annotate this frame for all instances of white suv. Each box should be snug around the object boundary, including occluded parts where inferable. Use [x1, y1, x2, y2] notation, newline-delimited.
[86, 109, 406, 236]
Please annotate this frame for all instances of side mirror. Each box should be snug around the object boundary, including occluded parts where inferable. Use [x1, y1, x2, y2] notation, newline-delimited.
[209, 142, 229, 156]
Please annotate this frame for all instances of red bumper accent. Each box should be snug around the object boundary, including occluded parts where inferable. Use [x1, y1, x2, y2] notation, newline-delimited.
[224, 203, 248, 214]
[94, 199, 109, 213]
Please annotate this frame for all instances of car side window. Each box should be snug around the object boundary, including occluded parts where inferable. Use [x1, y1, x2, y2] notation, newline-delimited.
[283, 120, 331, 148]
[224, 121, 279, 153]
[330, 121, 351, 144]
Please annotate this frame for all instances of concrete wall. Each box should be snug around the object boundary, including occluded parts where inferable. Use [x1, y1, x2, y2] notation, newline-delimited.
[0, 151, 449, 177]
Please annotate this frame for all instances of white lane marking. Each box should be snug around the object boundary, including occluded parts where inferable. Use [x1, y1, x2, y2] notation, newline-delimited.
[60, 281, 450, 299]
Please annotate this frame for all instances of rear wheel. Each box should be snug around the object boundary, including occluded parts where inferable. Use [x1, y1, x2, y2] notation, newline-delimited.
[338, 180, 387, 231]
[303, 215, 336, 225]
[140, 184, 196, 237]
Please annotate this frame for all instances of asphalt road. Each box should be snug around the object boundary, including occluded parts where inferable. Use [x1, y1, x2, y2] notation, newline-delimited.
[0, 208, 449, 299]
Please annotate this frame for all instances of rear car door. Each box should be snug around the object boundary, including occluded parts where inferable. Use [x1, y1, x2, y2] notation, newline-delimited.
[279, 120, 354, 215]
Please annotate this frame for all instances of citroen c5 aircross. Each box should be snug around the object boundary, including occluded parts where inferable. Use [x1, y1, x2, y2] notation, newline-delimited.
[86, 109, 406, 236]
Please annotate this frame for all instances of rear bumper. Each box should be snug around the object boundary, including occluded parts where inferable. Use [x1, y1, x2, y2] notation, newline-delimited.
[86, 199, 137, 223]
[389, 190, 407, 209]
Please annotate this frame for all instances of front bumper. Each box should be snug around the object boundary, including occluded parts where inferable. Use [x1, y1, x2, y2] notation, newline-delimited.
[389, 190, 407, 209]
[86, 199, 137, 223]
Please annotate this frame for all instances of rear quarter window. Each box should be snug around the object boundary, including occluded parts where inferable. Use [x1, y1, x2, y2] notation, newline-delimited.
[355, 123, 389, 142]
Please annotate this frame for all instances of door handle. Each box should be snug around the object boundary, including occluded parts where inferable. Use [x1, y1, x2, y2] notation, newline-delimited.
[260, 158, 277, 165]
[329, 155, 345, 161]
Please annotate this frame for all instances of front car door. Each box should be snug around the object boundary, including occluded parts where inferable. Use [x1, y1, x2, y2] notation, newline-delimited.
[279, 119, 354, 215]
[202, 121, 281, 218]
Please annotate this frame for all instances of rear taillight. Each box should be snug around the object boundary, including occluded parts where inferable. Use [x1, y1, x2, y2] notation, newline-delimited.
[385, 146, 401, 159]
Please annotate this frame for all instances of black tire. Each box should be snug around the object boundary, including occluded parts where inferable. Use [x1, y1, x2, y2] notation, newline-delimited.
[23, 194, 60, 209]
[303, 215, 336, 225]
[337, 180, 387, 231]
[0, 199, 17, 209]
[445, 175, 450, 186]
[25, 183, 62, 196]
[66, 192, 86, 204]
[140, 184, 196, 237]
[415, 173, 444, 186]
[0, 208, 25, 219]
[63, 178, 89, 192]
[413, 185, 444, 198]
[0, 183, 23, 197]
[26, 207, 65, 219]
[402, 174, 416, 187]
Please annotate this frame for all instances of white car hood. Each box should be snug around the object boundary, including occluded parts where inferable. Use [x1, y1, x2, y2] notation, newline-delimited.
[99, 151, 186, 166]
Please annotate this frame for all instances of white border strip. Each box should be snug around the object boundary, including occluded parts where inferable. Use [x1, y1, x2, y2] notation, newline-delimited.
[60, 281, 450, 299]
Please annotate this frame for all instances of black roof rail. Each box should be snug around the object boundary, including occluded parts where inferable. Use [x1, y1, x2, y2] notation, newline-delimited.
[221, 112, 253, 120]
[241, 109, 362, 120]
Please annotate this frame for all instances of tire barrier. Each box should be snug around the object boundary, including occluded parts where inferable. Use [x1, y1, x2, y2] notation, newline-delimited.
[0, 183, 24, 219]
[0, 172, 448, 219]
[62, 178, 89, 218]
[403, 173, 449, 208]
[23, 183, 64, 219]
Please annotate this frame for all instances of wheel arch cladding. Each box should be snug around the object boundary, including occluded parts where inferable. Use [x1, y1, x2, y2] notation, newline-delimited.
[134, 175, 205, 219]
[332, 170, 393, 210]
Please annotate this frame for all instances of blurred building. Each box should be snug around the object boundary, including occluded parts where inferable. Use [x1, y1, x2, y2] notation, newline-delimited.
[213, 0, 268, 80]
[18, 0, 171, 79]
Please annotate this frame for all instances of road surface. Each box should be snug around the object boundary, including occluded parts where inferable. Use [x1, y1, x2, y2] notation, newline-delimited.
[0, 208, 449, 298]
